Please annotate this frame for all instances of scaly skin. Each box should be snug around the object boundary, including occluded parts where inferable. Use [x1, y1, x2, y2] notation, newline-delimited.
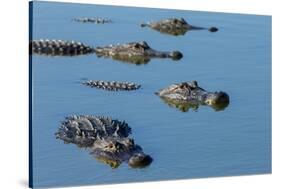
[30, 39, 95, 56]
[94, 41, 183, 64]
[156, 81, 229, 111]
[73, 17, 112, 24]
[55, 115, 152, 168]
[82, 80, 141, 91]
[141, 18, 218, 36]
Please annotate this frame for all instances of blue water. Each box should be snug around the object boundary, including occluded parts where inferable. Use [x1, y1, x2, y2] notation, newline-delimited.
[31, 1, 271, 188]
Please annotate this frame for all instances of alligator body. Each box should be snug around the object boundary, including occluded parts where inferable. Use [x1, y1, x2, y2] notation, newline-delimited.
[141, 18, 218, 36]
[73, 17, 112, 24]
[30, 39, 95, 56]
[55, 115, 152, 168]
[83, 80, 141, 91]
[156, 81, 229, 111]
[94, 41, 183, 64]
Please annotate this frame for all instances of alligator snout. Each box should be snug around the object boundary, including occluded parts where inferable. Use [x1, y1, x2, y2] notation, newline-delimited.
[169, 51, 183, 60]
[205, 91, 229, 110]
[208, 27, 218, 32]
[128, 153, 153, 168]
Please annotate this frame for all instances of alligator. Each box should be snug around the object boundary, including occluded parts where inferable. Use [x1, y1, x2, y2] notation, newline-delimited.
[73, 17, 112, 24]
[94, 41, 183, 64]
[30, 40, 182, 64]
[30, 39, 95, 56]
[55, 115, 152, 168]
[141, 18, 218, 36]
[155, 81, 229, 111]
[82, 80, 141, 91]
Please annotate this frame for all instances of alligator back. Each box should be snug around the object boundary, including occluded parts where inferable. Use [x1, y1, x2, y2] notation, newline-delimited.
[55, 115, 131, 147]
[30, 39, 94, 56]
[82, 80, 141, 91]
[73, 17, 112, 24]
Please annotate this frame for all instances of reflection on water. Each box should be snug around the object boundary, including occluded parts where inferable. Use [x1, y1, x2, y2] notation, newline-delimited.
[159, 96, 229, 112]
[96, 53, 151, 65]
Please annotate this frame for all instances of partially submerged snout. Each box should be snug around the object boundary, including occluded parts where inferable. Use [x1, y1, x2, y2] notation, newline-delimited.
[205, 91, 229, 110]
[128, 153, 153, 168]
[208, 27, 218, 32]
[169, 51, 183, 60]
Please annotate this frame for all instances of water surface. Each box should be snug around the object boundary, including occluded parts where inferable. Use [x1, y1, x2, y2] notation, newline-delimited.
[31, 1, 271, 188]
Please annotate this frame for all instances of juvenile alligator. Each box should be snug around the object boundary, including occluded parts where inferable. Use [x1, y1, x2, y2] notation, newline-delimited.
[73, 17, 112, 24]
[94, 41, 183, 64]
[83, 80, 141, 91]
[30, 39, 94, 56]
[141, 18, 218, 36]
[156, 81, 229, 111]
[55, 115, 152, 168]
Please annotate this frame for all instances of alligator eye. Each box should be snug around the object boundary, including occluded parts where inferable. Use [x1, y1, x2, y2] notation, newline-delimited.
[108, 143, 114, 148]
[205, 99, 213, 105]
[134, 44, 140, 49]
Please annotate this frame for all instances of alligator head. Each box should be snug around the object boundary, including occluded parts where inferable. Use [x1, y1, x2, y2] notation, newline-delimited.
[156, 81, 229, 111]
[141, 18, 218, 36]
[94, 41, 183, 64]
[55, 115, 152, 168]
[91, 137, 152, 168]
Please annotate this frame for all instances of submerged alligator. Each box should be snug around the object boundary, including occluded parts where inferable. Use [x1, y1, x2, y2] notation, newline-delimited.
[56, 115, 152, 168]
[95, 41, 183, 64]
[30, 40, 182, 64]
[83, 80, 141, 91]
[156, 81, 229, 111]
[73, 17, 112, 24]
[141, 18, 218, 36]
[30, 39, 94, 56]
